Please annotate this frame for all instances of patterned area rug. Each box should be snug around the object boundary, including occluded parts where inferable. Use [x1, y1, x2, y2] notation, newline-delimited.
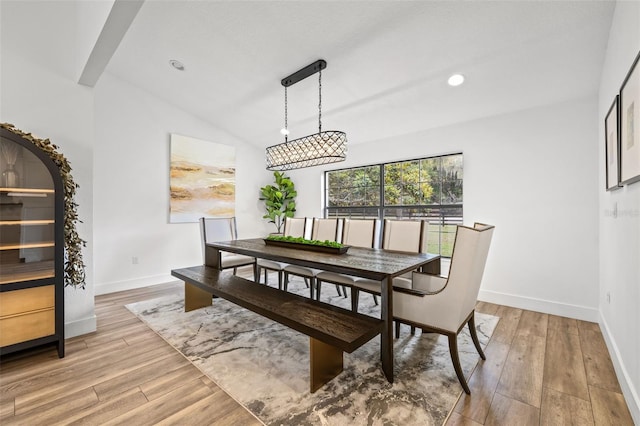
[126, 278, 498, 425]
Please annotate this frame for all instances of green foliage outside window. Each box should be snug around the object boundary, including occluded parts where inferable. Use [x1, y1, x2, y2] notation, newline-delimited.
[325, 153, 463, 257]
[327, 165, 379, 207]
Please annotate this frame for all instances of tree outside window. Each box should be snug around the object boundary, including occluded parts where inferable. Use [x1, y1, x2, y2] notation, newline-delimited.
[325, 153, 463, 256]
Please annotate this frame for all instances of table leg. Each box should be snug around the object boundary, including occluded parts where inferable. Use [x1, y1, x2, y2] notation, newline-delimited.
[203, 245, 223, 302]
[185, 282, 212, 312]
[381, 276, 394, 383]
[422, 257, 441, 275]
[204, 245, 222, 269]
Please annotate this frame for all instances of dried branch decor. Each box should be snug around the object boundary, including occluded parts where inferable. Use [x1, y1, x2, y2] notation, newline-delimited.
[1, 123, 87, 289]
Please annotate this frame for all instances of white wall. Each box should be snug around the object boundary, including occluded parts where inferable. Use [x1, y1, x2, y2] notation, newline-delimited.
[290, 96, 600, 321]
[0, 1, 96, 337]
[598, 1, 640, 422]
[93, 73, 271, 294]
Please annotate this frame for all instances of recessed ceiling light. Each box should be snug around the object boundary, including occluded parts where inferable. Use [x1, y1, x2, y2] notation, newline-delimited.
[169, 59, 185, 71]
[447, 74, 465, 86]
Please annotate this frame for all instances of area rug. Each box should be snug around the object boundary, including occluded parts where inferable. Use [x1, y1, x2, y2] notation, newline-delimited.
[126, 278, 499, 425]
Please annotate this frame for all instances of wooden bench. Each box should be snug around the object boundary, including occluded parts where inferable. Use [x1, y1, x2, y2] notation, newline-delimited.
[171, 265, 384, 392]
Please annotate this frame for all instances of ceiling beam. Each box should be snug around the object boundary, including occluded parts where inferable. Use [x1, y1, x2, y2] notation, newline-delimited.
[78, 0, 144, 87]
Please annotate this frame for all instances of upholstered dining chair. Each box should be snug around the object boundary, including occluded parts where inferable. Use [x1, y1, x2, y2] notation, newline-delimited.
[283, 216, 307, 238]
[200, 217, 255, 275]
[283, 218, 340, 299]
[315, 218, 379, 302]
[392, 223, 495, 394]
[256, 217, 307, 289]
[348, 219, 429, 311]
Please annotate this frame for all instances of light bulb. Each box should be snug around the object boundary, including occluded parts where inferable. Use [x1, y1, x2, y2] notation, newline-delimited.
[447, 74, 465, 86]
[280, 128, 290, 135]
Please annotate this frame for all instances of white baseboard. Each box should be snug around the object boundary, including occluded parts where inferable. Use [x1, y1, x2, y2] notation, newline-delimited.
[599, 313, 640, 425]
[478, 289, 599, 322]
[94, 273, 180, 296]
[65, 315, 97, 338]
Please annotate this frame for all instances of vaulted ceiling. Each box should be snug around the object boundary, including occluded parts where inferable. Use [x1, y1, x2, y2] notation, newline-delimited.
[104, 1, 615, 148]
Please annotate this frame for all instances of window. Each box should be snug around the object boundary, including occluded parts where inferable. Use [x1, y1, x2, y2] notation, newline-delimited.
[325, 153, 463, 256]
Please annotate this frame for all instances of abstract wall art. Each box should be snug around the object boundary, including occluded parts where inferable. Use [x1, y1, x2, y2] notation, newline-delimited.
[169, 134, 235, 223]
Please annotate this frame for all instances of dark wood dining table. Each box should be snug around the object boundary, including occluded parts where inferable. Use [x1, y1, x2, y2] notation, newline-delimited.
[204, 238, 441, 384]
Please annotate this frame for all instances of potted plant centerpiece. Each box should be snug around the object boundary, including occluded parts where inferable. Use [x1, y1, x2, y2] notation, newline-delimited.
[263, 234, 349, 254]
[259, 171, 297, 234]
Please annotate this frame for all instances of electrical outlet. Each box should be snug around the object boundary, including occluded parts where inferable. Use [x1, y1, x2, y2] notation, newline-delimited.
[132, 256, 139, 265]
[606, 292, 611, 304]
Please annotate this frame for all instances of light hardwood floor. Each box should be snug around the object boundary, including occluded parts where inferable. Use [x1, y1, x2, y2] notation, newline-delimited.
[0, 272, 635, 425]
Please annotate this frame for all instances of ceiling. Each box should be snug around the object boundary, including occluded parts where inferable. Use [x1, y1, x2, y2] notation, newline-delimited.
[104, 1, 615, 149]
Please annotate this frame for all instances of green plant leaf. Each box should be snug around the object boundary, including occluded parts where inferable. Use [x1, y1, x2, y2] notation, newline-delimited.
[265, 235, 343, 248]
[259, 171, 297, 232]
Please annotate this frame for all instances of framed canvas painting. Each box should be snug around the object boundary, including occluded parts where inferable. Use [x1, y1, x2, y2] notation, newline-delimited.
[605, 96, 621, 190]
[620, 50, 640, 185]
[169, 134, 236, 223]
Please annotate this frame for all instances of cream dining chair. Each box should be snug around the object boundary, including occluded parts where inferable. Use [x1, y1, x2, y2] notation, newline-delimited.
[315, 218, 379, 302]
[200, 217, 255, 274]
[348, 219, 429, 312]
[282, 218, 340, 299]
[392, 223, 495, 394]
[256, 217, 307, 289]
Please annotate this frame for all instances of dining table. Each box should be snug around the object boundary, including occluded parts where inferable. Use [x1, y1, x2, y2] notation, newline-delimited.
[203, 238, 441, 383]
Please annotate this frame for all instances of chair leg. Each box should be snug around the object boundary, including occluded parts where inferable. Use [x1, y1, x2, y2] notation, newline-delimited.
[263, 267, 268, 283]
[342, 286, 348, 298]
[372, 295, 379, 306]
[316, 280, 323, 301]
[309, 277, 316, 299]
[233, 267, 238, 275]
[468, 313, 486, 360]
[395, 321, 401, 338]
[447, 333, 471, 395]
[256, 266, 262, 283]
[410, 326, 416, 335]
[335, 284, 342, 297]
[277, 271, 283, 290]
[283, 272, 289, 292]
[351, 288, 360, 312]
[304, 278, 310, 288]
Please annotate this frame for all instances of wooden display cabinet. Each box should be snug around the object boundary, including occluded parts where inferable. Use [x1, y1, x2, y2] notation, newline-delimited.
[0, 127, 64, 357]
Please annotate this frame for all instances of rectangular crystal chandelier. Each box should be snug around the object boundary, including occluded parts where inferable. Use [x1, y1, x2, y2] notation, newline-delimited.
[266, 131, 347, 171]
[265, 60, 347, 171]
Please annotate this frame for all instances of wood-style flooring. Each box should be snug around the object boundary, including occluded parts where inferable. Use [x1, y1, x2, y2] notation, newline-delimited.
[448, 303, 634, 426]
[0, 271, 635, 425]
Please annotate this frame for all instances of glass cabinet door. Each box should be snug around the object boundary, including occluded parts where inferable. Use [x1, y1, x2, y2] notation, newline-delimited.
[1, 138, 56, 285]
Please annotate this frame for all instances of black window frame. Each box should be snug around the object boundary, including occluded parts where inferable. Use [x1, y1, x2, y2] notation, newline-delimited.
[324, 153, 463, 257]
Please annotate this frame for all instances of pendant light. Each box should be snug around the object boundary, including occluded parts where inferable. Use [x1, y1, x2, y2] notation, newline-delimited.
[266, 60, 347, 171]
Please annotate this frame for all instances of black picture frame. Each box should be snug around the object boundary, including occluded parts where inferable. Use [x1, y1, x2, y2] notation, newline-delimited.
[605, 96, 621, 190]
[620, 50, 640, 185]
